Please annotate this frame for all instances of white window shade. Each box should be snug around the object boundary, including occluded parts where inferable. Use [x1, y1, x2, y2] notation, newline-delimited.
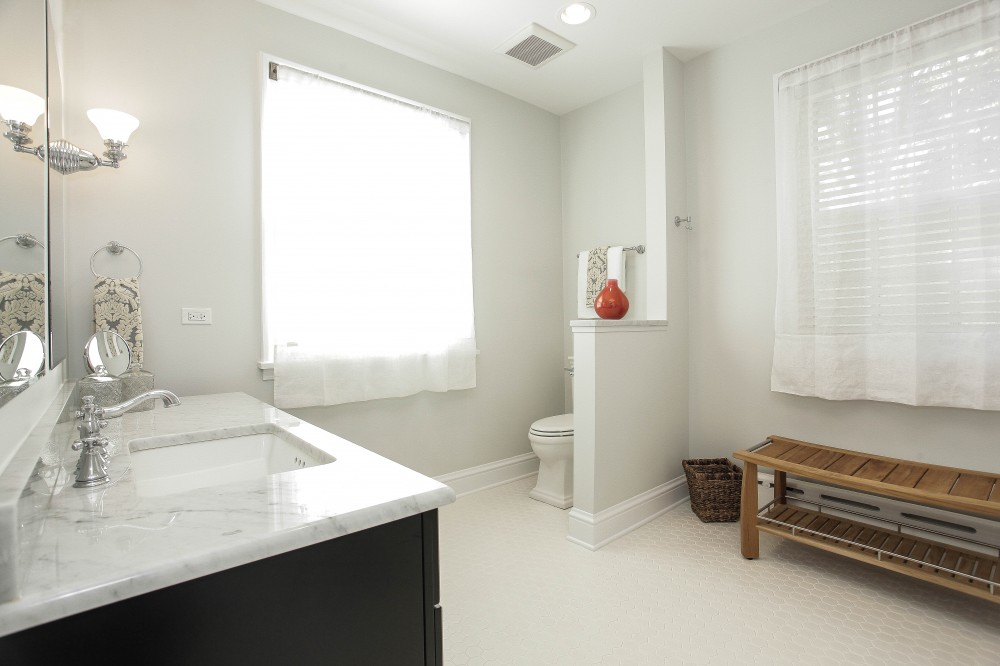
[772, 0, 1000, 409]
[262, 63, 476, 408]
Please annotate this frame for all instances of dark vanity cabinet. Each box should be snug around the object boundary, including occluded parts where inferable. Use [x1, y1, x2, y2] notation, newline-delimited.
[1, 511, 443, 665]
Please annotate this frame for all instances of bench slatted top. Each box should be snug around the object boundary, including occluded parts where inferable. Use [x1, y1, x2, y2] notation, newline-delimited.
[734, 435, 1000, 519]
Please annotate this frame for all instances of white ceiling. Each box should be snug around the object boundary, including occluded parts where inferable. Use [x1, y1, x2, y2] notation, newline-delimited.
[258, 0, 833, 115]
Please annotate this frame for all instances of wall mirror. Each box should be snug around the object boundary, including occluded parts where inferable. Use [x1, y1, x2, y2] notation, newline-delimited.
[0, 0, 67, 410]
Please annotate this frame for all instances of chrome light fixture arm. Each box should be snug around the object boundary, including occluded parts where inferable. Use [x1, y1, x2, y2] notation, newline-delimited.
[100, 139, 127, 167]
[1, 102, 136, 175]
[2, 127, 115, 174]
[3, 119, 35, 150]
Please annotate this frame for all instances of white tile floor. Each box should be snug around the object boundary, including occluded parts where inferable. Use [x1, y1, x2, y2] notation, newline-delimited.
[439, 476, 1000, 665]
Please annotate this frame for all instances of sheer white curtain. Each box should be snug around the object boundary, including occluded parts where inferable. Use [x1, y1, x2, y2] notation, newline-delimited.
[262, 63, 476, 408]
[772, 0, 1000, 409]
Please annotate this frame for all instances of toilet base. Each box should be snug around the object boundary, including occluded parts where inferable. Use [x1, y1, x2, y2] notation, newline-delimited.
[528, 486, 573, 509]
[528, 454, 573, 509]
[527, 414, 574, 510]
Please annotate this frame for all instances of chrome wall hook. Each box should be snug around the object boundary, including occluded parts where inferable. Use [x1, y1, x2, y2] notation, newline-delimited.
[674, 216, 693, 231]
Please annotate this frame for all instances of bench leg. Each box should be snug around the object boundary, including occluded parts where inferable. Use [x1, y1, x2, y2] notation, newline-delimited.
[774, 470, 786, 506]
[740, 462, 759, 559]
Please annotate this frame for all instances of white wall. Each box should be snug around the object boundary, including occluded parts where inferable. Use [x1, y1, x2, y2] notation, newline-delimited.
[59, 0, 565, 477]
[684, 0, 1000, 470]
[560, 84, 647, 409]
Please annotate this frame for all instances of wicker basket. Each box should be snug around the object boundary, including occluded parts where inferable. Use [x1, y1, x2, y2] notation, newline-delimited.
[682, 458, 743, 523]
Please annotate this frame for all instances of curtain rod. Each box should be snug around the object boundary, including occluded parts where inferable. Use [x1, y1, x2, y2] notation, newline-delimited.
[267, 60, 469, 124]
[775, 0, 989, 81]
[576, 245, 645, 257]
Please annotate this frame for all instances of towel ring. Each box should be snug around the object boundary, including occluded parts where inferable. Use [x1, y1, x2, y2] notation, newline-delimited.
[0, 233, 45, 250]
[90, 241, 143, 279]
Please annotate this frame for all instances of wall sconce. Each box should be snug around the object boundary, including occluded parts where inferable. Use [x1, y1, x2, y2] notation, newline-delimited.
[0, 84, 138, 175]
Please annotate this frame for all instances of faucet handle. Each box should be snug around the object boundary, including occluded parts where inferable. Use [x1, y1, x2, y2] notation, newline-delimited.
[76, 396, 99, 420]
[71, 435, 109, 452]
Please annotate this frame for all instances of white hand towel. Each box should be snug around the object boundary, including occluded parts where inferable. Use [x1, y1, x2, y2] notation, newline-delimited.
[607, 246, 628, 292]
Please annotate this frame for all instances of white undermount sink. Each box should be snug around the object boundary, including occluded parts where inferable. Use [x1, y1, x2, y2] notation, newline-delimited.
[129, 425, 336, 497]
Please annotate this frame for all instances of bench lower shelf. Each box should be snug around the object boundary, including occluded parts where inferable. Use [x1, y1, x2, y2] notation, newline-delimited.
[759, 504, 1000, 604]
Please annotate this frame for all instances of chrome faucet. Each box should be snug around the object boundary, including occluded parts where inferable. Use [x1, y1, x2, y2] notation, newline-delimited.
[73, 390, 181, 488]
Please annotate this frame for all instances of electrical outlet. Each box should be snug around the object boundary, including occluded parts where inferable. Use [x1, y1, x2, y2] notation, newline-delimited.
[181, 307, 212, 325]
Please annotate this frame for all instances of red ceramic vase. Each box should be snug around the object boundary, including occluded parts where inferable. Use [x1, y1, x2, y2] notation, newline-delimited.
[594, 279, 629, 320]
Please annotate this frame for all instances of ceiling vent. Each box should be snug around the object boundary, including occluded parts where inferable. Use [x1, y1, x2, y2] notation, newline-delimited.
[497, 23, 575, 69]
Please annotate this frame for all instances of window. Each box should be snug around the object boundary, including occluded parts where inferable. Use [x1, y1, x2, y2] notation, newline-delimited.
[261, 60, 476, 408]
[772, 0, 1000, 409]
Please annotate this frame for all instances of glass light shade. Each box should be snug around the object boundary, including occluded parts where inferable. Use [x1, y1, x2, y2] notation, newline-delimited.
[87, 108, 140, 143]
[560, 2, 595, 25]
[0, 85, 45, 126]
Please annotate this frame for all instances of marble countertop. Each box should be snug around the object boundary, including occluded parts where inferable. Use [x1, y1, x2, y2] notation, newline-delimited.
[0, 392, 455, 638]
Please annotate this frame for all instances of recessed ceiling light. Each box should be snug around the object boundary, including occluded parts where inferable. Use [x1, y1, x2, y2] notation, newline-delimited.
[560, 3, 595, 25]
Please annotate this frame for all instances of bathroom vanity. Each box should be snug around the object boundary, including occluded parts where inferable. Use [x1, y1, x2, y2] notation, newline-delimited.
[0, 392, 455, 664]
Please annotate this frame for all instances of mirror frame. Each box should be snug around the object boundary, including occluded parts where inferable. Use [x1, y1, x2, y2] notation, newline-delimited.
[46, 0, 67, 369]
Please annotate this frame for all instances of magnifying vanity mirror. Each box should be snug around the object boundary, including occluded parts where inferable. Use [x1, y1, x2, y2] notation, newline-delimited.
[81, 331, 155, 413]
[83, 331, 132, 377]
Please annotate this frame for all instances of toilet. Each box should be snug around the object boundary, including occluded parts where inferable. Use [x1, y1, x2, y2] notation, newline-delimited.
[527, 413, 574, 509]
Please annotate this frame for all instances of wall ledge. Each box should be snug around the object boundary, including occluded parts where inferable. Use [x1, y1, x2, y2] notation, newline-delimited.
[570, 319, 668, 333]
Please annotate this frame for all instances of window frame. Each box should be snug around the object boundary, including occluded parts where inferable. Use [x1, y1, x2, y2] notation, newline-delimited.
[770, 0, 1000, 409]
[257, 54, 475, 381]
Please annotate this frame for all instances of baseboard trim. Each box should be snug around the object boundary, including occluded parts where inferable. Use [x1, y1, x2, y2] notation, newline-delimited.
[566, 475, 689, 551]
[435, 453, 539, 498]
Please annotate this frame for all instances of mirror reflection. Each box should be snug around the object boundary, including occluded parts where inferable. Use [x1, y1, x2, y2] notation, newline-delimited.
[0, 329, 44, 408]
[83, 331, 132, 377]
[0, 0, 50, 408]
[0, 235, 46, 340]
[0, 330, 45, 382]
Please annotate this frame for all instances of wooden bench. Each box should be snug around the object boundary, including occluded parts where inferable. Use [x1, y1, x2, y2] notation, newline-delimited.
[733, 435, 1000, 604]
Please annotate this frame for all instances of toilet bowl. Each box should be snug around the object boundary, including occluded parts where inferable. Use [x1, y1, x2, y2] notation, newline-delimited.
[527, 413, 574, 509]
